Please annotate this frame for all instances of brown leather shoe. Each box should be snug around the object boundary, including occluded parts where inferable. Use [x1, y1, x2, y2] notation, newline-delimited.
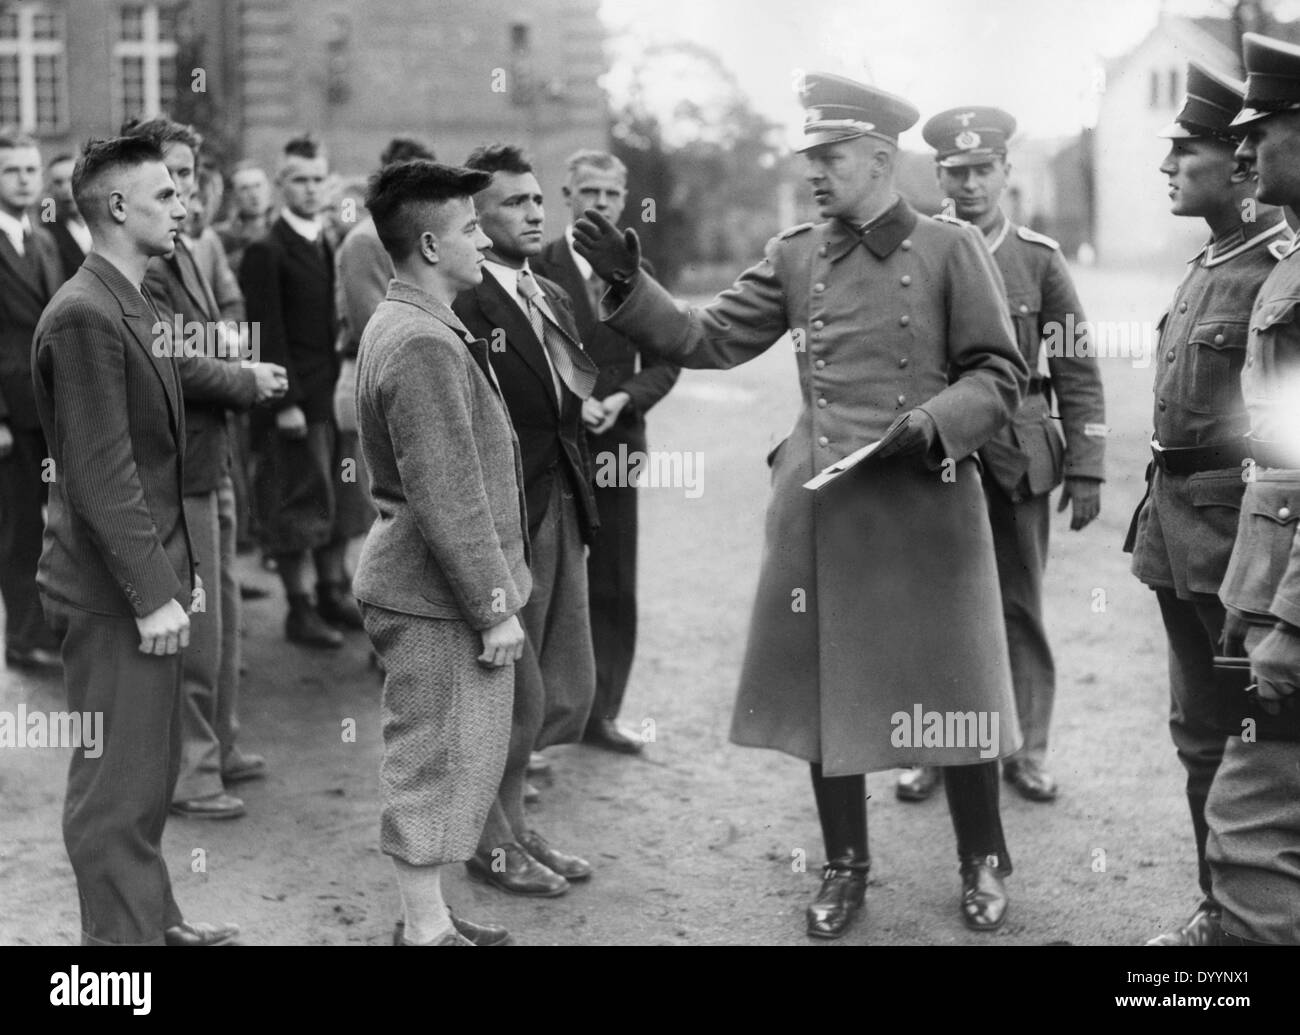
[806, 859, 869, 939]
[959, 853, 1010, 931]
[392, 913, 511, 946]
[164, 920, 240, 946]
[1003, 758, 1058, 803]
[171, 792, 246, 819]
[519, 829, 592, 882]
[465, 843, 569, 897]
[1145, 901, 1222, 946]
[895, 765, 941, 802]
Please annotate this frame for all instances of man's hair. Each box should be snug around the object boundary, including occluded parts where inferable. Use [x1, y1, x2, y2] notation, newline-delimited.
[231, 159, 266, 178]
[71, 136, 165, 228]
[283, 133, 324, 161]
[381, 137, 435, 167]
[0, 129, 39, 152]
[365, 160, 490, 263]
[47, 151, 75, 167]
[565, 149, 627, 181]
[463, 143, 532, 177]
[120, 115, 202, 155]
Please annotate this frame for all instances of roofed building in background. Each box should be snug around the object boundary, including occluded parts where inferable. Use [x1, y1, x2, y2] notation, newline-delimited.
[1089, 13, 1297, 266]
[0, 0, 609, 202]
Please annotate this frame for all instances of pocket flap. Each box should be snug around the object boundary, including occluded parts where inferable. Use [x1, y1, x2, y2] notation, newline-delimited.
[1187, 469, 1246, 510]
[1189, 320, 1248, 350]
[1251, 298, 1300, 333]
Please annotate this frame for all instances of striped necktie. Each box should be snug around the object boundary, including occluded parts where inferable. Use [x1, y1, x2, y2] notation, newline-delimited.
[516, 267, 597, 401]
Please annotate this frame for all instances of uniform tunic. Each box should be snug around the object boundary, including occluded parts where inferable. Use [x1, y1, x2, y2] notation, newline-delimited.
[605, 197, 1028, 775]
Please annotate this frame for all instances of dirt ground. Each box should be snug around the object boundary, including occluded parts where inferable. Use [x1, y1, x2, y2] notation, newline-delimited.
[1, 265, 1214, 946]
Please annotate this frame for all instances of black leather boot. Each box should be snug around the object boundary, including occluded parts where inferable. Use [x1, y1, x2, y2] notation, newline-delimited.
[947, 762, 1011, 931]
[959, 852, 1011, 931]
[808, 763, 869, 939]
[317, 580, 364, 630]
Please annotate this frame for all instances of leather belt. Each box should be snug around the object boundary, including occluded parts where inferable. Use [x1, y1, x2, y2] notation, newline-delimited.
[1150, 437, 1250, 475]
[1248, 436, 1300, 470]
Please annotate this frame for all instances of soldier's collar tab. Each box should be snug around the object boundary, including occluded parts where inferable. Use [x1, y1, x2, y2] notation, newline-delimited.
[827, 197, 917, 261]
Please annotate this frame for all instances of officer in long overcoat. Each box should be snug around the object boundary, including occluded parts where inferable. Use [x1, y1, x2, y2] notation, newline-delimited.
[574, 73, 1028, 939]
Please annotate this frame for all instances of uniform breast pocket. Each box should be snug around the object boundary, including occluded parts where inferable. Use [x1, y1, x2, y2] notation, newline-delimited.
[1185, 319, 1248, 415]
[1250, 297, 1300, 383]
[1008, 291, 1041, 360]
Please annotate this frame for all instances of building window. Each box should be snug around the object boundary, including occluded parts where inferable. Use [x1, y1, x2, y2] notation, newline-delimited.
[1149, 69, 1160, 109]
[113, 3, 179, 127]
[1169, 68, 1180, 108]
[0, 3, 67, 134]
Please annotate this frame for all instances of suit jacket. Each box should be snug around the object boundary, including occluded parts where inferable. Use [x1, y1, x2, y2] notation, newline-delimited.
[0, 224, 62, 430]
[453, 268, 600, 543]
[354, 279, 531, 629]
[48, 216, 88, 283]
[188, 227, 245, 322]
[334, 216, 391, 360]
[32, 252, 194, 618]
[533, 235, 680, 452]
[144, 238, 259, 496]
[978, 216, 1106, 500]
[239, 216, 338, 423]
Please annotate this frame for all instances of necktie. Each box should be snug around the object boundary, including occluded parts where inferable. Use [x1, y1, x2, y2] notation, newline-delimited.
[585, 270, 605, 316]
[516, 267, 598, 401]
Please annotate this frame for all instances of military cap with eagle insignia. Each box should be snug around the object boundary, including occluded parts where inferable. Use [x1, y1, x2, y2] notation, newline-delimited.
[1159, 61, 1246, 141]
[796, 72, 919, 153]
[922, 106, 1017, 167]
[1232, 31, 1300, 127]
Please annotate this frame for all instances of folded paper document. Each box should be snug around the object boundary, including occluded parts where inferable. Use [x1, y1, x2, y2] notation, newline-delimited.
[803, 419, 908, 491]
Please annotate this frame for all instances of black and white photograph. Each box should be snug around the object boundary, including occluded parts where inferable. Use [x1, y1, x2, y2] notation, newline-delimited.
[0, 0, 1295, 1007]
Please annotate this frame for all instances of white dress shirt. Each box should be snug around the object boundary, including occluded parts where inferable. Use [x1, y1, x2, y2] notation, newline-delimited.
[483, 258, 563, 402]
[280, 206, 322, 243]
[0, 209, 32, 256]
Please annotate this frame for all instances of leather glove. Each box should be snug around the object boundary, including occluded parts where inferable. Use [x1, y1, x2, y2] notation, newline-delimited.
[572, 209, 642, 283]
[872, 409, 937, 463]
[1250, 624, 1300, 714]
[1059, 476, 1101, 531]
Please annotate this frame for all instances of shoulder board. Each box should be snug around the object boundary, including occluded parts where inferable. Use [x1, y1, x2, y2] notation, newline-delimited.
[777, 223, 815, 241]
[931, 211, 967, 228]
[1016, 226, 1060, 250]
[1268, 237, 1293, 261]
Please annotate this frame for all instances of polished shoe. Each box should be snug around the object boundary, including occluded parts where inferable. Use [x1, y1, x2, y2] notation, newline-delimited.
[396, 926, 473, 946]
[392, 913, 510, 947]
[895, 765, 940, 802]
[465, 843, 569, 897]
[4, 645, 61, 670]
[523, 781, 541, 804]
[285, 599, 344, 649]
[583, 717, 644, 755]
[164, 920, 240, 946]
[806, 859, 869, 939]
[238, 581, 270, 601]
[316, 580, 364, 630]
[222, 750, 267, 784]
[171, 792, 246, 819]
[959, 853, 1010, 932]
[519, 829, 592, 882]
[526, 751, 551, 777]
[1003, 758, 1058, 803]
[1145, 901, 1222, 946]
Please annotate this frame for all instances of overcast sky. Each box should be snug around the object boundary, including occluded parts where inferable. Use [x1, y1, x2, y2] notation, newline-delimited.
[597, 0, 1239, 145]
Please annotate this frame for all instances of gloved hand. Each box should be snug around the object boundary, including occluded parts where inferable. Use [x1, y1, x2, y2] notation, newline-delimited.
[1250, 624, 1300, 714]
[873, 409, 937, 463]
[572, 209, 642, 284]
[1059, 476, 1101, 531]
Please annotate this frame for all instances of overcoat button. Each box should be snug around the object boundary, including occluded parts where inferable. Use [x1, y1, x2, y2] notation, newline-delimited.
[813, 282, 825, 292]
[815, 359, 826, 369]
[1019, 304, 1029, 314]
[818, 436, 829, 446]
[898, 357, 909, 368]
[1166, 350, 1175, 362]
[900, 275, 912, 286]
[1214, 334, 1225, 345]
[901, 239, 912, 250]
[1281, 507, 1293, 520]
[812, 319, 825, 330]
[897, 394, 906, 405]
[899, 315, 910, 327]
[1158, 399, 1167, 411]
[817, 398, 828, 408]
[1179, 302, 1188, 312]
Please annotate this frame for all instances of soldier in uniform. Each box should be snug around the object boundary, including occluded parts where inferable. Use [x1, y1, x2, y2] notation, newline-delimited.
[575, 73, 1028, 939]
[1124, 60, 1292, 946]
[1208, 31, 1300, 947]
[895, 107, 1106, 806]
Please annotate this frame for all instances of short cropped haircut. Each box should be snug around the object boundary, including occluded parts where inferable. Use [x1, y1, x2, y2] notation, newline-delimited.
[284, 133, 324, 161]
[463, 143, 532, 177]
[121, 115, 203, 155]
[0, 129, 39, 152]
[565, 148, 627, 181]
[47, 151, 75, 167]
[365, 160, 490, 263]
[71, 136, 165, 229]
[381, 137, 435, 167]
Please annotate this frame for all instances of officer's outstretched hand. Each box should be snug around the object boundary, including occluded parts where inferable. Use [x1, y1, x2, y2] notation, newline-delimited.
[573, 209, 642, 284]
[873, 409, 937, 463]
[1058, 476, 1101, 531]
[1250, 624, 1300, 713]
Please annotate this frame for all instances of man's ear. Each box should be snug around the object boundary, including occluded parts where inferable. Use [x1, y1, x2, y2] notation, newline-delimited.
[561, 184, 573, 201]
[107, 189, 128, 225]
[418, 230, 439, 265]
[1001, 159, 1013, 179]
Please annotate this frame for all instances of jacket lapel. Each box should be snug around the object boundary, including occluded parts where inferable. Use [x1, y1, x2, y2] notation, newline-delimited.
[0, 232, 45, 304]
[542, 238, 597, 338]
[172, 238, 219, 321]
[475, 272, 559, 414]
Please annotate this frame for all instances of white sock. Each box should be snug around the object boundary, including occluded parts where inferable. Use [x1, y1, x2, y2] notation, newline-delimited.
[392, 858, 452, 944]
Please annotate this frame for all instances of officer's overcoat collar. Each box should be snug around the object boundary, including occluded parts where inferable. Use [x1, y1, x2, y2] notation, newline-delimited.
[827, 196, 918, 262]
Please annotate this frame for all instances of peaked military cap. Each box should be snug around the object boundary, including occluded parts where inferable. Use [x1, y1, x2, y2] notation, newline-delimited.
[796, 72, 919, 153]
[1233, 32, 1300, 127]
[922, 106, 1016, 167]
[1159, 61, 1245, 140]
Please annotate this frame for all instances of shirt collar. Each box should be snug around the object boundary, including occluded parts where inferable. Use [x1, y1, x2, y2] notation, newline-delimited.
[280, 206, 321, 243]
[483, 257, 534, 296]
[825, 196, 918, 262]
[982, 209, 1011, 254]
[0, 208, 32, 247]
[565, 224, 595, 280]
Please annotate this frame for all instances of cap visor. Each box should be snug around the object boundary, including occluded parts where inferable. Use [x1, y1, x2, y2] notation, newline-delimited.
[795, 129, 872, 154]
[937, 150, 1003, 168]
[1156, 120, 1195, 139]
[1231, 107, 1272, 128]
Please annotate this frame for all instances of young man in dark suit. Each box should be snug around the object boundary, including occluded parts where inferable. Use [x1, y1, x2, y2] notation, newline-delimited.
[32, 135, 238, 945]
[241, 135, 364, 648]
[453, 144, 599, 897]
[43, 152, 89, 281]
[125, 117, 289, 820]
[0, 132, 64, 670]
[533, 150, 680, 754]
